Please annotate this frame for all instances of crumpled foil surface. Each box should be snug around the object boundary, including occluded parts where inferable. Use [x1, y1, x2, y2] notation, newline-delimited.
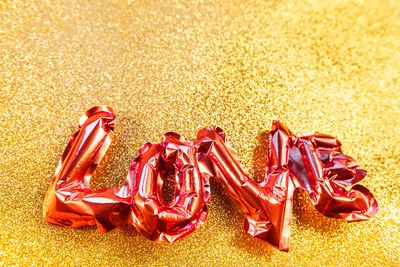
[44, 106, 378, 252]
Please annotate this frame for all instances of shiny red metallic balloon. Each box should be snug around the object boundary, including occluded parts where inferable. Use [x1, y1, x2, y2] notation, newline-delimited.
[43, 106, 378, 251]
[43, 106, 130, 232]
[195, 122, 378, 251]
[124, 132, 210, 242]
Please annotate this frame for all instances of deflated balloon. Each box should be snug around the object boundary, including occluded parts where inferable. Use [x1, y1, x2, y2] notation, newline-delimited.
[43, 106, 378, 251]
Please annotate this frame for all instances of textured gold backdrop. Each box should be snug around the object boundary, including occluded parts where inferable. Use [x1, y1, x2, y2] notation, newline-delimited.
[1, 0, 399, 265]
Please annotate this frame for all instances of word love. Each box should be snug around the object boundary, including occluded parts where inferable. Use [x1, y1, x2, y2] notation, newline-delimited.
[43, 106, 378, 251]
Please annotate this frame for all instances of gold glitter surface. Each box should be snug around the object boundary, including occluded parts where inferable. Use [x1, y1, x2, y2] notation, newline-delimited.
[1, 0, 399, 265]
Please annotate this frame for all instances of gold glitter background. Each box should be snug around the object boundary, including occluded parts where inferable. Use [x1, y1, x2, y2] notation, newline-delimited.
[1, 0, 399, 265]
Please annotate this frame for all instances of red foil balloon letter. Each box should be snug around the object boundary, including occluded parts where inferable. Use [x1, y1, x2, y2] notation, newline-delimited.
[124, 133, 210, 242]
[195, 122, 378, 251]
[43, 106, 130, 232]
[43, 106, 378, 251]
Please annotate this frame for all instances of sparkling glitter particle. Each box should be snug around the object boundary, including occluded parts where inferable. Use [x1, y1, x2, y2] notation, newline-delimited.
[0, 0, 400, 265]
